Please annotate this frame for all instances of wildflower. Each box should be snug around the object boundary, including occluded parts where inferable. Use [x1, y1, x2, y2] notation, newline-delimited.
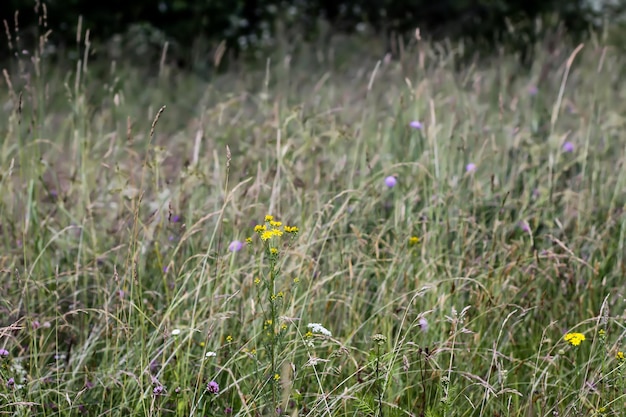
[617, 351, 625, 361]
[307, 323, 332, 337]
[228, 240, 243, 252]
[284, 225, 299, 233]
[564, 332, 586, 346]
[171, 215, 181, 223]
[562, 141, 574, 153]
[254, 277, 261, 285]
[518, 221, 530, 233]
[171, 329, 181, 336]
[466, 163, 476, 173]
[384, 176, 397, 188]
[372, 333, 387, 344]
[254, 224, 267, 233]
[245, 237, 252, 244]
[205, 351, 217, 358]
[226, 335, 233, 343]
[206, 380, 220, 394]
[305, 331, 313, 338]
[32, 321, 40, 330]
[273, 373, 280, 382]
[528, 85, 538, 96]
[264, 215, 274, 222]
[409, 236, 419, 245]
[0, 348, 8, 357]
[409, 120, 423, 130]
[270, 248, 278, 255]
[261, 229, 282, 241]
[269, 220, 282, 228]
[7, 377, 15, 388]
[293, 277, 300, 283]
[418, 317, 429, 333]
[153, 385, 165, 395]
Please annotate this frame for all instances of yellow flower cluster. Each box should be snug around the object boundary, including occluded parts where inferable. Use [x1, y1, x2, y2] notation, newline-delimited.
[409, 236, 420, 245]
[253, 215, 299, 242]
[617, 351, 625, 361]
[564, 332, 585, 346]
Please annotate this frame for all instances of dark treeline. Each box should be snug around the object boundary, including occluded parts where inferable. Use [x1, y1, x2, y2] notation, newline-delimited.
[0, 0, 620, 64]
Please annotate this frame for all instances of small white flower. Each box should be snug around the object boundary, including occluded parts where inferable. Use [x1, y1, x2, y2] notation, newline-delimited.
[205, 351, 217, 358]
[171, 329, 181, 336]
[307, 323, 332, 337]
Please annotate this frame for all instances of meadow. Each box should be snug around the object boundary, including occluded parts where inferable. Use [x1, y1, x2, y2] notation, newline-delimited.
[0, 22, 625, 417]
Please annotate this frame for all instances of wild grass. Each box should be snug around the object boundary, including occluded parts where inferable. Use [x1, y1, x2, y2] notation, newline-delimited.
[0, 17, 625, 417]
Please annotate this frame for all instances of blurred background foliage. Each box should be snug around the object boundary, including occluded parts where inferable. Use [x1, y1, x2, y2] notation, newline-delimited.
[1, 0, 626, 69]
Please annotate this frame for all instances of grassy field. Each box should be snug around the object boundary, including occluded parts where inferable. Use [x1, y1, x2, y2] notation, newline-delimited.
[0, 23, 625, 417]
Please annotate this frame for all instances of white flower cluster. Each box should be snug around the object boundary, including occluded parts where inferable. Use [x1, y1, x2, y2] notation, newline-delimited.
[307, 323, 332, 337]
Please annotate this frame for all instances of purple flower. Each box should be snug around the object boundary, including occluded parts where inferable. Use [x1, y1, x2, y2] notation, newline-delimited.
[32, 321, 40, 330]
[206, 380, 219, 394]
[0, 349, 8, 357]
[384, 176, 397, 188]
[562, 141, 574, 153]
[528, 85, 538, 96]
[153, 385, 165, 395]
[7, 377, 14, 388]
[409, 120, 423, 130]
[418, 317, 428, 333]
[171, 215, 181, 223]
[228, 240, 243, 252]
[163, 265, 168, 273]
[519, 221, 531, 233]
[466, 163, 476, 173]
[224, 407, 233, 414]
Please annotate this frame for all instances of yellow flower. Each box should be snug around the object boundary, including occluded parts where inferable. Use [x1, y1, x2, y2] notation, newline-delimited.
[617, 351, 625, 361]
[274, 373, 280, 381]
[254, 277, 261, 285]
[409, 236, 420, 245]
[254, 224, 267, 233]
[246, 237, 252, 244]
[264, 215, 274, 222]
[226, 335, 233, 343]
[269, 220, 282, 228]
[285, 225, 299, 233]
[270, 247, 278, 255]
[293, 277, 300, 283]
[564, 332, 585, 346]
[260, 230, 274, 241]
[305, 331, 313, 338]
